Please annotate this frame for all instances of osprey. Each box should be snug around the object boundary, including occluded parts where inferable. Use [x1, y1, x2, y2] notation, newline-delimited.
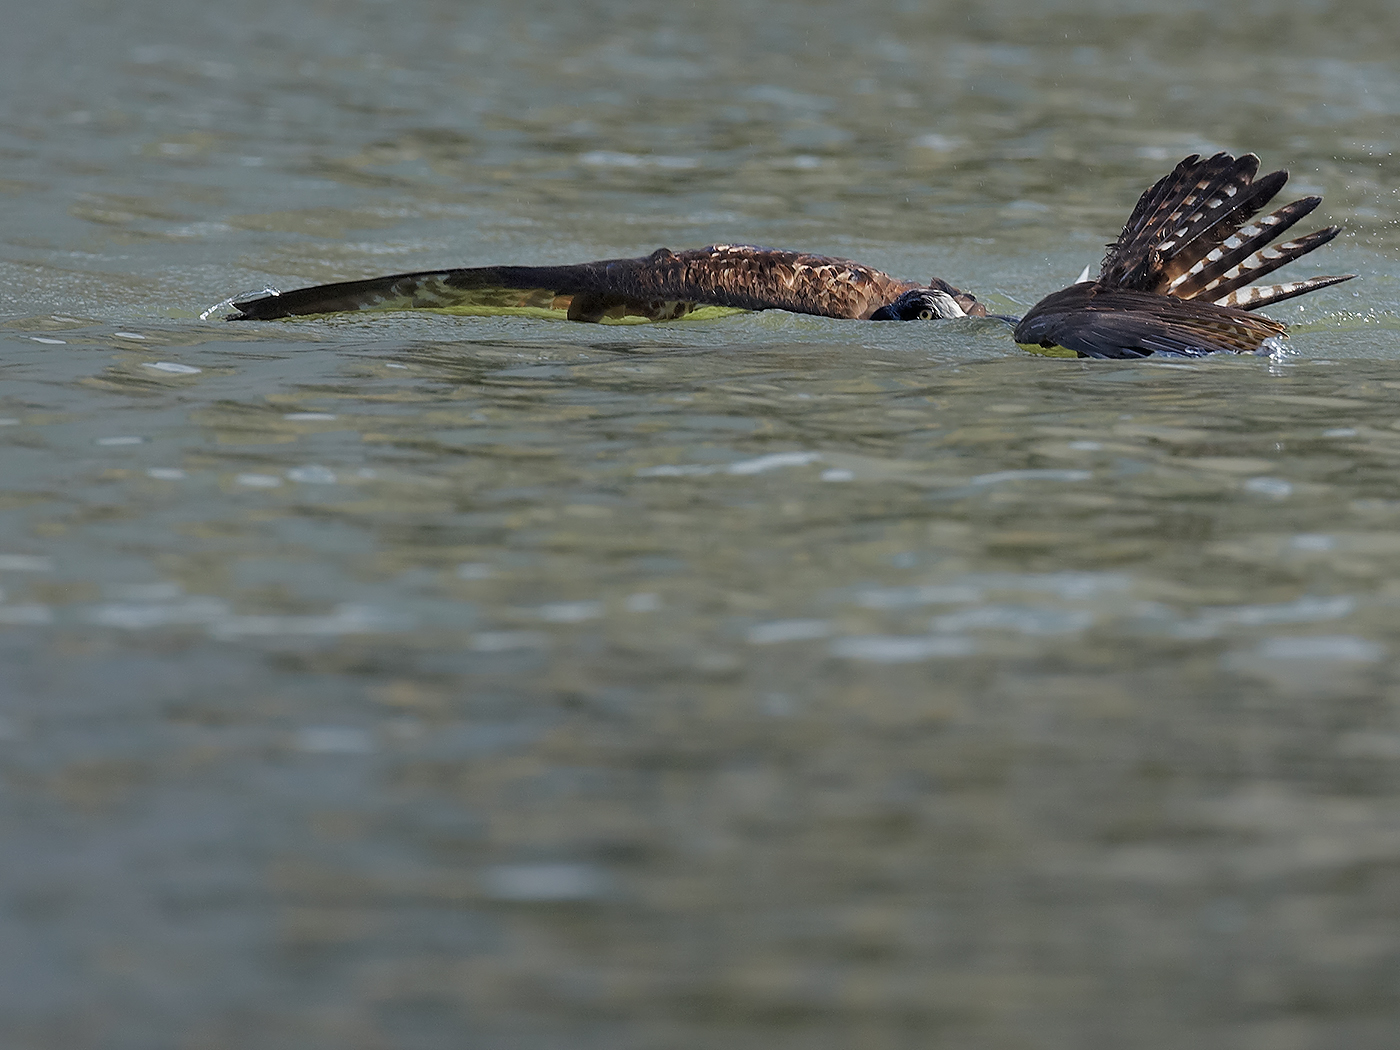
[1013, 152, 1356, 359]
[223, 244, 987, 323]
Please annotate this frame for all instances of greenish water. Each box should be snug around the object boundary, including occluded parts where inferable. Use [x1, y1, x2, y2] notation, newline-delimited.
[4, 2, 1400, 1048]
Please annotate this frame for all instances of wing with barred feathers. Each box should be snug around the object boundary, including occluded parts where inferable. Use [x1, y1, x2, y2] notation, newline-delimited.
[1097, 151, 1354, 312]
[1100, 152, 1263, 291]
[1013, 285, 1289, 359]
[224, 245, 987, 323]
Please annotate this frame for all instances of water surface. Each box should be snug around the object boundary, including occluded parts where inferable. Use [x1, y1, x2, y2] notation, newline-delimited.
[4, 2, 1400, 1048]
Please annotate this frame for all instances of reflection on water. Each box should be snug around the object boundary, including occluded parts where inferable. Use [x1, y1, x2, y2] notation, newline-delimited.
[4, 1, 1400, 1047]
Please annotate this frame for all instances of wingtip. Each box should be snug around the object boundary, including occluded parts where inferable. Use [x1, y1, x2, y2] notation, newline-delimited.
[211, 287, 285, 321]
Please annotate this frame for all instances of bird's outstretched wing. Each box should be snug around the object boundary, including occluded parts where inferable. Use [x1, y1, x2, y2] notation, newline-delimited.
[1015, 152, 1354, 358]
[224, 245, 985, 323]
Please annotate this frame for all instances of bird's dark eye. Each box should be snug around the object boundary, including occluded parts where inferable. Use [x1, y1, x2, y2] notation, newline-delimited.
[917, 308, 934, 320]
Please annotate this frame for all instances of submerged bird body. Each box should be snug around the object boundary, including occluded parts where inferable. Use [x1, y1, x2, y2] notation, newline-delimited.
[1013, 284, 1289, 359]
[1014, 152, 1355, 358]
[225, 244, 986, 323]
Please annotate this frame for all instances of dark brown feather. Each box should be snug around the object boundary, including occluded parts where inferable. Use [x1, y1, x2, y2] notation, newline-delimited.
[1155, 171, 1289, 285]
[226, 245, 986, 323]
[1101, 152, 1258, 290]
[1013, 284, 1287, 359]
[1184, 226, 1342, 302]
[1164, 195, 1321, 300]
[1096, 151, 1353, 310]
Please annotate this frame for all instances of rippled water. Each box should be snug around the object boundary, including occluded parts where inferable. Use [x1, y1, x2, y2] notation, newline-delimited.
[5, 2, 1400, 1047]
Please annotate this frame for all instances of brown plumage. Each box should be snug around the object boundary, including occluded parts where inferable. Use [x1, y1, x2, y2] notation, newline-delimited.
[223, 244, 986, 323]
[1014, 152, 1356, 358]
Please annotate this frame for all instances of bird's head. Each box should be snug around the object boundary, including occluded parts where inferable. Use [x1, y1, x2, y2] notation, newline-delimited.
[869, 287, 968, 321]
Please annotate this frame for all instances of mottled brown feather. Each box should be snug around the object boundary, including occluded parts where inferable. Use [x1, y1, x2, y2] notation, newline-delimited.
[226, 245, 986, 322]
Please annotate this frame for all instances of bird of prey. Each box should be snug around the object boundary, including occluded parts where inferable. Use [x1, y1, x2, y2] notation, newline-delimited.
[1012, 152, 1356, 359]
[222, 244, 987, 323]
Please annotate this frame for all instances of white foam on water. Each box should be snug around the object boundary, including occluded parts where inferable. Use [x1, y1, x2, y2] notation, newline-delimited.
[143, 361, 201, 374]
[236, 474, 282, 488]
[726, 451, 822, 475]
[637, 451, 822, 478]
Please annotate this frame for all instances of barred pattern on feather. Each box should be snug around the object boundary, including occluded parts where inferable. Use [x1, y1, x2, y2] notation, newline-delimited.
[1015, 152, 1356, 359]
